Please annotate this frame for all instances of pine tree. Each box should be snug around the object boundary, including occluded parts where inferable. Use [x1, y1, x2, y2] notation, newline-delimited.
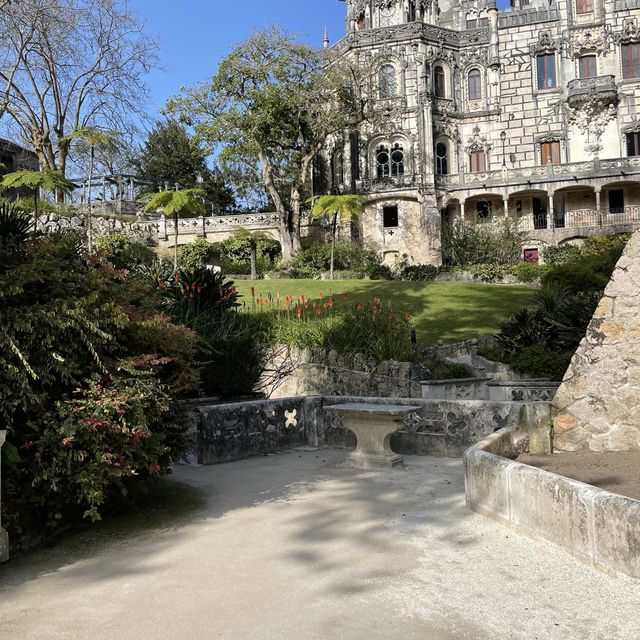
[135, 120, 235, 214]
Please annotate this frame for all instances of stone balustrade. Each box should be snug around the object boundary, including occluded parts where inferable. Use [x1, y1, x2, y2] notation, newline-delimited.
[0, 430, 8, 563]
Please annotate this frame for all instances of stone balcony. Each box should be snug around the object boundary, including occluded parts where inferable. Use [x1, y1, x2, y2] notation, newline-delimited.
[435, 156, 640, 192]
[566, 75, 618, 108]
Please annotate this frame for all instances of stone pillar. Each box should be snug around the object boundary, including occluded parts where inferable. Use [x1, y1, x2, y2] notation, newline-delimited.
[197, 216, 206, 238]
[0, 430, 8, 563]
[595, 188, 602, 228]
[159, 214, 168, 242]
[461, 199, 466, 222]
[547, 193, 554, 230]
[503, 196, 509, 219]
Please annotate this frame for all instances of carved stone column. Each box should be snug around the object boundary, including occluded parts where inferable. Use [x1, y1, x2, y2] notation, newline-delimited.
[0, 430, 8, 563]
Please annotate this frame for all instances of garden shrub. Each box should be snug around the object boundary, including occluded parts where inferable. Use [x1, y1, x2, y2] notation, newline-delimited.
[287, 241, 384, 278]
[508, 344, 573, 381]
[179, 238, 218, 271]
[191, 312, 269, 399]
[400, 264, 439, 281]
[0, 219, 200, 542]
[96, 233, 155, 270]
[367, 263, 394, 280]
[508, 262, 547, 283]
[468, 263, 506, 283]
[542, 244, 581, 265]
[442, 218, 525, 267]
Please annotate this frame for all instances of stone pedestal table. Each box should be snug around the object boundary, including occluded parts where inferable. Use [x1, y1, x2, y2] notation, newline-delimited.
[324, 403, 421, 469]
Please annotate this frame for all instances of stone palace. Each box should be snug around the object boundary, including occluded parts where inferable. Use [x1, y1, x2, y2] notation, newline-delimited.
[317, 0, 640, 264]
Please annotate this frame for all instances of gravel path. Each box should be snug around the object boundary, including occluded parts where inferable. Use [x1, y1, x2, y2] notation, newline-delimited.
[0, 450, 638, 639]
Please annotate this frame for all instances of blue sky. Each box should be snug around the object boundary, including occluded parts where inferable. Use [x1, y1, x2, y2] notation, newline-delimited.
[132, 0, 347, 116]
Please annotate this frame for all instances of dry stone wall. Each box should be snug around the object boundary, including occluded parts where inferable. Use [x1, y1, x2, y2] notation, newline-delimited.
[553, 230, 640, 451]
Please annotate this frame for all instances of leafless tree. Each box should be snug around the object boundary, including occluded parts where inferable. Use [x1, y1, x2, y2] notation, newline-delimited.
[0, 0, 158, 180]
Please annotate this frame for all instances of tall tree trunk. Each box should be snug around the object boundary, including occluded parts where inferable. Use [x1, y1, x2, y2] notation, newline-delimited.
[33, 188, 38, 235]
[330, 212, 338, 280]
[174, 212, 179, 270]
[250, 241, 257, 280]
[87, 145, 94, 252]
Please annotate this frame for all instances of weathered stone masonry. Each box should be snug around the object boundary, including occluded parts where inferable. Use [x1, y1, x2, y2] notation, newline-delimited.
[553, 229, 640, 451]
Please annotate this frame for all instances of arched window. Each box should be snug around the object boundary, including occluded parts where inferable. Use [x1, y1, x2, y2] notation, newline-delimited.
[391, 144, 405, 176]
[436, 142, 449, 175]
[468, 69, 482, 101]
[333, 151, 344, 187]
[376, 143, 405, 178]
[434, 65, 446, 98]
[377, 145, 390, 178]
[379, 65, 397, 98]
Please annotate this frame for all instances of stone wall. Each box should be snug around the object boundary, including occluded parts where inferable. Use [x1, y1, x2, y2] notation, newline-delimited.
[553, 230, 640, 451]
[0, 430, 8, 563]
[263, 347, 429, 399]
[193, 395, 551, 464]
[33, 213, 158, 245]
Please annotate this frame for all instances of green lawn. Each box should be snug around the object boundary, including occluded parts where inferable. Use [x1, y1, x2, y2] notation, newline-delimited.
[234, 279, 536, 344]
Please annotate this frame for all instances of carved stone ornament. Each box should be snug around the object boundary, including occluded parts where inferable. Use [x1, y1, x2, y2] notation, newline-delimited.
[612, 20, 640, 44]
[566, 98, 618, 156]
[530, 31, 563, 55]
[460, 47, 488, 66]
[624, 121, 640, 134]
[436, 114, 460, 143]
[374, 0, 397, 8]
[465, 125, 492, 152]
[570, 26, 609, 57]
[348, 0, 368, 18]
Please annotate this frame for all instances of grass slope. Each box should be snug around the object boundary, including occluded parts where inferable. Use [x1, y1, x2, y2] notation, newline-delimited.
[234, 279, 536, 344]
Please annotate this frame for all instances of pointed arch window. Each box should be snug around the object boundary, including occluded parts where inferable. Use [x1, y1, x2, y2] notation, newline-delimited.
[436, 142, 449, 175]
[390, 144, 405, 176]
[377, 145, 391, 178]
[379, 64, 397, 98]
[434, 65, 446, 98]
[468, 69, 482, 100]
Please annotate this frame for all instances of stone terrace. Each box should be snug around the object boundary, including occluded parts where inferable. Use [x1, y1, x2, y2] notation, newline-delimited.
[0, 450, 638, 639]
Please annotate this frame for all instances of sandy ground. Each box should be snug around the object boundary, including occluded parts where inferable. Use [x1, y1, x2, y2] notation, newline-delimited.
[0, 449, 639, 640]
[519, 450, 640, 502]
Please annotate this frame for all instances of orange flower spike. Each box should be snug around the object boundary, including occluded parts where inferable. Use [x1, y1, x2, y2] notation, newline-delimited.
[329, 298, 334, 307]
[301, 294, 306, 304]
[296, 306, 302, 319]
[316, 308, 322, 317]
[319, 291, 323, 300]
[323, 303, 328, 311]
[355, 303, 362, 311]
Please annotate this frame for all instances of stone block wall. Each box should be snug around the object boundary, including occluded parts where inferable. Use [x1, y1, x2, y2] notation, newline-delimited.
[262, 347, 428, 400]
[553, 230, 640, 451]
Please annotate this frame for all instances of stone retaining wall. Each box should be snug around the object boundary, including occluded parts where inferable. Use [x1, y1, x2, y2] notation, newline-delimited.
[0, 431, 8, 563]
[553, 229, 640, 451]
[34, 213, 158, 245]
[262, 347, 428, 399]
[192, 396, 552, 464]
[465, 427, 640, 579]
[421, 378, 559, 402]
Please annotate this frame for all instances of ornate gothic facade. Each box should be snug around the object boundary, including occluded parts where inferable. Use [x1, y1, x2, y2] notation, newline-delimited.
[320, 0, 640, 264]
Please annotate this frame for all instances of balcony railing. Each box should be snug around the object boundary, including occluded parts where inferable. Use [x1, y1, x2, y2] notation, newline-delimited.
[463, 205, 640, 232]
[567, 75, 617, 106]
[435, 156, 640, 191]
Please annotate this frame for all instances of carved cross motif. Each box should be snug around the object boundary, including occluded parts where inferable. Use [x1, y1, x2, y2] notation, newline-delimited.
[284, 409, 298, 429]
